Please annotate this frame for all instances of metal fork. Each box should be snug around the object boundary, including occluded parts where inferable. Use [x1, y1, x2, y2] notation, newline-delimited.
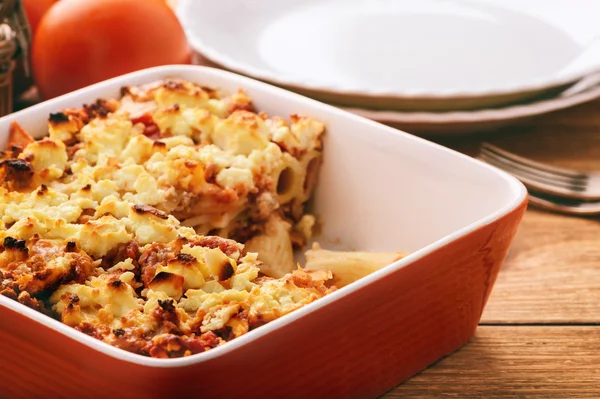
[478, 143, 600, 201]
[528, 191, 600, 216]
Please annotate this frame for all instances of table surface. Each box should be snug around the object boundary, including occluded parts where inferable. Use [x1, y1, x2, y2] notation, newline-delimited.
[383, 99, 600, 398]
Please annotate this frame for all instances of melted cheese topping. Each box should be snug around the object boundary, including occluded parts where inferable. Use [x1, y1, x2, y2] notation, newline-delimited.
[0, 79, 330, 358]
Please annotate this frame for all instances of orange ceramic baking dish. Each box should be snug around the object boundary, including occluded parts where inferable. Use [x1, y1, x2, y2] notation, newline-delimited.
[0, 65, 527, 399]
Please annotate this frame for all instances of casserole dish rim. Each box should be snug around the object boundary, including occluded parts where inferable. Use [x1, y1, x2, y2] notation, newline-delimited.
[0, 64, 528, 368]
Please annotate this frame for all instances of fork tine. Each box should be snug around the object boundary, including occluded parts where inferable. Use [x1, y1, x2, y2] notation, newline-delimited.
[481, 143, 587, 180]
[528, 192, 600, 216]
[477, 153, 592, 199]
[479, 148, 586, 189]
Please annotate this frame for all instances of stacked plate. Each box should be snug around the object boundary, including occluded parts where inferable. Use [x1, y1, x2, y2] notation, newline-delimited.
[177, 0, 600, 135]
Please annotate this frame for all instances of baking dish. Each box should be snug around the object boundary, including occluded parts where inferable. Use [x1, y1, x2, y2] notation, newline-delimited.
[0, 65, 527, 399]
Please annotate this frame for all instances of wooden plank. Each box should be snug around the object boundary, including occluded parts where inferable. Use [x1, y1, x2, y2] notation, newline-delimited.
[481, 209, 600, 324]
[426, 100, 600, 323]
[384, 326, 600, 398]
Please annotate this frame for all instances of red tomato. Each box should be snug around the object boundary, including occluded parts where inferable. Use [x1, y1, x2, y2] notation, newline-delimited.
[32, 0, 191, 99]
[22, 0, 57, 35]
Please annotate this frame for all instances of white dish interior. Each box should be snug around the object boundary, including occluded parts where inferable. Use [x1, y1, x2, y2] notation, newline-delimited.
[179, 0, 600, 98]
[0, 65, 526, 365]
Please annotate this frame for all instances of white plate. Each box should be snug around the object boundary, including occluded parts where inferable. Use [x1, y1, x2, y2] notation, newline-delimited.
[178, 0, 600, 111]
[344, 74, 600, 135]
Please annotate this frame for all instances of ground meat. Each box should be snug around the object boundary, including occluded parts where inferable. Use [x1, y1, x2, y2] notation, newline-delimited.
[146, 334, 204, 358]
[99, 240, 141, 271]
[226, 219, 263, 243]
[29, 239, 64, 267]
[280, 199, 304, 222]
[67, 252, 96, 284]
[228, 100, 255, 114]
[152, 298, 181, 334]
[17, 291, 48, 313]
[1, 239, 95, 297]
[83, 99, 117, 120]
[138, 243, 176, 286]
[108, 328, 149, 355]
[189, 236, 243, 258]
[204, 163, 218, 184]
[131, 113, 161, 141]
[0, 271, 18, 299]
[75, 323, 107, 341]
[76, 208, 96, 224]
[0, 159, 34, 190]
[249, 191, 279, 222]
[146, 331, 222, 359]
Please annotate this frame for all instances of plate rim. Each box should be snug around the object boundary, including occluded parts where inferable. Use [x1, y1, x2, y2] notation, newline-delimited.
[342, 79, 600, 124]
[178, 0, 600, 101]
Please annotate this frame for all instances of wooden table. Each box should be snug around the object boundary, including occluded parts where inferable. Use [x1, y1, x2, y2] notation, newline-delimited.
[383, 99, 600, 398]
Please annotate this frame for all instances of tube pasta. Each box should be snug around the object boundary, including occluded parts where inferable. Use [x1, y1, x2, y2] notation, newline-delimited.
[211, 224, 233, 239]
[304, 243, 408, 287]
[298, 150, 322, 202]
[273, 154, 304, 205]
[191, 224, 212, 236]
[177, 199, 246, 229]
[243, 214, 295, 278]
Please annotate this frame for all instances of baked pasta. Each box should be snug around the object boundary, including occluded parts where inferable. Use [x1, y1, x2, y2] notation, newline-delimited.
[0, 79, 404, 358]
[0, 79, 335, 358]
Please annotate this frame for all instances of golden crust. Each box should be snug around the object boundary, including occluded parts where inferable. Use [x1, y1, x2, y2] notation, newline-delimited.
[0, 79, 330, 358]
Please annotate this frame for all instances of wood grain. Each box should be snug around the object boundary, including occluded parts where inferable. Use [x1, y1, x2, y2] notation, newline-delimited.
[432, 99, 600, 324]
[481, 209, 600, 323]
[384, 326, 600, 398]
